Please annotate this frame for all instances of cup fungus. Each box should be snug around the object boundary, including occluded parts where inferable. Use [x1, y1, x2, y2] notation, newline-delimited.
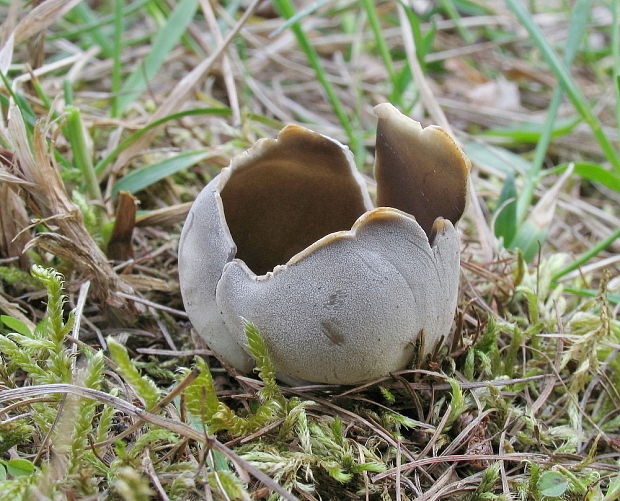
[178, 103, 471, 384]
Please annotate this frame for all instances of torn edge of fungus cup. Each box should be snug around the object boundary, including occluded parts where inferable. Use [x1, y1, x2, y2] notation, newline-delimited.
[178, 103, 471, 385]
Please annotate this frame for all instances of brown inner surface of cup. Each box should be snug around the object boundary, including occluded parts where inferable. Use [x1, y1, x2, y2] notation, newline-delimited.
[220, 128, 368, 275]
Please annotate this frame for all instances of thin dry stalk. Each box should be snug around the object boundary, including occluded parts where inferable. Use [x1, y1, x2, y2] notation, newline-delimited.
[13, 0, 84, 44]
[142, 449, 170, 501]
[200, 0, 241, 126]
[70, 280, 90, 373]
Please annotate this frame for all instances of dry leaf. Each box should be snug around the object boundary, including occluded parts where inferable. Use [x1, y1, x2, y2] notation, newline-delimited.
[0, 32, 14, 75]
[14, 0, 84, 44]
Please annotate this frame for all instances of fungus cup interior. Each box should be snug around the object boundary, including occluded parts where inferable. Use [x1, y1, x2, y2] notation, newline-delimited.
[218, 105, 470, 277]
[373, 103, 470, 237]
[220, 126, 370, 275]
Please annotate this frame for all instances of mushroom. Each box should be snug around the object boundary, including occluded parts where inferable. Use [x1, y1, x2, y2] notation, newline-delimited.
[178, 103, 470, 384]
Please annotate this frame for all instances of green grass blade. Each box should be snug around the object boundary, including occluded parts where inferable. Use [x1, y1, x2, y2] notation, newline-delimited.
[30, 77, 52, 112]
[572, 165, 620, 192]
[360, 0, 400, 106]
[0, 72, 36, 129]
[63, 79, 74, 105]
[439, 0, 475, 44]
[463, 141, 530, 176]
[269, 0, 331, 37]
[480, 117, 579, 144]
[64, 106, 102, 202]
[271, 0, 361, 165]
[546, 162, 620, 193]
[552, 227, 620, 281]
[563, 288, 620, 305]
[70, 3, 115, 57]
[49, 0, 150, 41]
[111, 0, 124, 118]
[94, 107, 231, 176]
[400, 5, 433, 72]
[505, 0, 620, 174]
[112, 148, 213, 195]
[116, 0, 199, 113]
[149, 0, 203, 57]
[0, 315, 33, 337]
[494, 174, 518, 246]
[613, 0, 620, 132]
[517, 0, 592, 221]
[510, 220, 549, 262]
